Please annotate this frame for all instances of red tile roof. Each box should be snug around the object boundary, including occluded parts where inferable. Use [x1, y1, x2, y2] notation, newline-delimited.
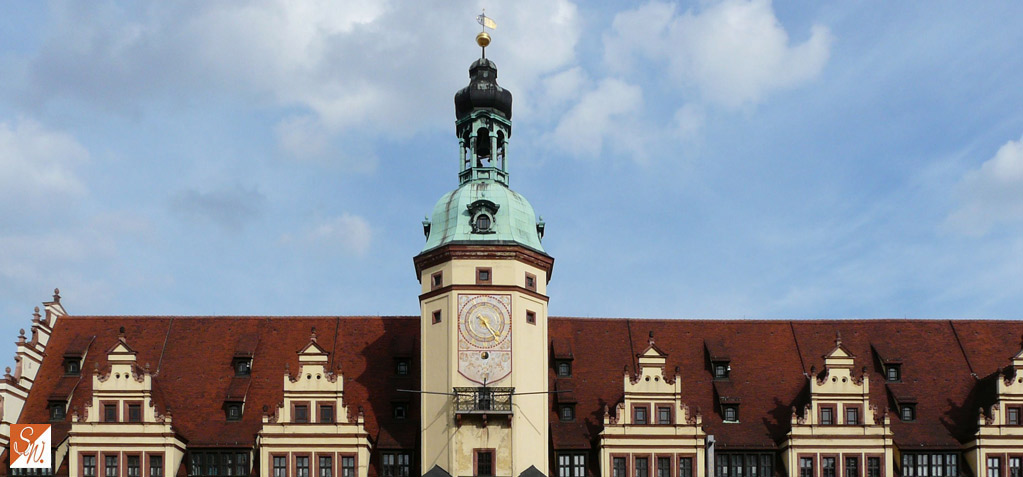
[16, 315, 1023, 475]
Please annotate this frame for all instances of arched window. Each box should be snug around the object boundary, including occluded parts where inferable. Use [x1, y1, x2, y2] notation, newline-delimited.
[476, 214, 491, 232]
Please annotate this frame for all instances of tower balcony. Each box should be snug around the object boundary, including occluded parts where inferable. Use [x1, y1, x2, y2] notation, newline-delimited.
[453, 387, 513, 421]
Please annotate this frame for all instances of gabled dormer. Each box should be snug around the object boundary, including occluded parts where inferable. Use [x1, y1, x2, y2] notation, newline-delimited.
[797, 333, 883, 427]
[976, 334, 1023, 428]
[784, 332, 893, 477]
[258, 328, 371, 477]
[599, 332, 706, 477]
[68, 327, 184, 477]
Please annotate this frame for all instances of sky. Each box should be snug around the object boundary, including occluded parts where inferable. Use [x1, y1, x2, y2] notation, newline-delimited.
[2, 0, 1023, 359]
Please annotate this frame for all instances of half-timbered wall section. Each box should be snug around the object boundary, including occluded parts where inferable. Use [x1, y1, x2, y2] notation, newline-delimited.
[257, 330, 371, 477]
[782, 335, 894, 477]
[599, 335, 706, 477]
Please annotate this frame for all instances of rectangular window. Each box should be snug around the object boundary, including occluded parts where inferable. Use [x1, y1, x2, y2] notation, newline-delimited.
[393, 402, 407, 420]
[846, 406, 859, 425]
[319, 456, 332, 477]
[657, 457, 671, 477]
[84, 456, 97, 477]
[723, 405, 739, 422]
[226, 403, 242, 421]
[800, 458, 814, 477]
[634, 406, 648, 424]
[614, 458, 627, 477]
[296, 457, 310, 477]
[431, 272, 443, 290]
[381, 453, 411, 477]
[636, 457, 650, 477]
[1009, 407, 1021, 425]
[476, 449, 493, 476]
[917, 454, 929, 477]
[49, 402, 66, 421]
[104, 404, 117, 422]
[946, 454, 958, 477]
[560, 405, 574, 421]
[732, 455, 743, 477]
[932, 455, 945, 477]
[556, 361, 571, 377]
[887, 364, 900, 381]
[341, 457, 355, 477]
[128, 403, 142, 422]
[396, 359, 410, 376]
[717, 455, 729, 477]
[128, 456, 141, 477]
[989, 458, 1001, 477]
[821, 407, 834, 425]
[761, 455, 774, 477]
[904, 455, 915, 477]
[476, 267, 492, 285]
[234, 358, 251, 376]
[556, 454, 585, 477]
[106, 456, 119, 477]
[525, 273, 537, 291]
[901, 405, 915, 422]
[1008, 458, 1020, 477]
[150, 456, 163, 477]
[65, 358, 81, 375]
[319, 404, 334, 423]
[714, 363, 730, 379]
[432, 310, 442, 324]
[526, 310, 536, 325]
[846, 457, 859, 477]
[294, 404, 309, 423]
[273, 457, 287, 477]
[658, 406, 672, 424]
[867, 458, 880, 477]
[680, 458, 693, 477]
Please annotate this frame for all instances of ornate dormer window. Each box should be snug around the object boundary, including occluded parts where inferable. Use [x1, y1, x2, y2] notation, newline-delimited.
[468, 199, 499, 234]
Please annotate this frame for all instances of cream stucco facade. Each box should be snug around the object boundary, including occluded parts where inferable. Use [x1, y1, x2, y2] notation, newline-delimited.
[418, 254, 551, 477]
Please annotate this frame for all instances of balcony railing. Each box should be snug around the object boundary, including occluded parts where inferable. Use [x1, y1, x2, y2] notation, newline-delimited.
[452, 387, 513, 415]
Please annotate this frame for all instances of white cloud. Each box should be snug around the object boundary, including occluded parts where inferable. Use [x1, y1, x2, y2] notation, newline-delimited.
[275, 115, 330, 159]
[0, 118, 89, 213]
[549, 78, 643, 159]
[673, 104, 705, 140]
[283, 213, 373, 256]
[23, 0, 582, 142]
[945, 136, 1023, 236]
[604, 0, 832, 108]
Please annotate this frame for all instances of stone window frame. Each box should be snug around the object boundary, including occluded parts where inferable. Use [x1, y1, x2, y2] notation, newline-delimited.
[819, 404, 836, 426]
[474, 448, 496, 477]
[676, 454, 696, 477]
[317, 401, 335, 423]
[315, 453, 333, 477]
[431, 271, 443, 290]
[124, 400, 144, 423]
[844, 455, 860, 477]
[799, 454, 818, 477]
[632, 403, 650, 425]
[101, 400, 119, 423]
[292, 401, 311, 424]
[475, 267, 493, 285]
[338, 453, 357, 477]
[844, 404, 862, 426]
[655, 454, 674, 477]
[524, 272, 537, 292]
[81, 453, 99, 477]
[294, 454, 312, 477]
[146, 453, 165, 477]
[655, 403, 673, 425]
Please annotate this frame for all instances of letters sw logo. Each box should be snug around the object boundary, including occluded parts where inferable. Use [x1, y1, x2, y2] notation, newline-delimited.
[10, 424, 51, 469]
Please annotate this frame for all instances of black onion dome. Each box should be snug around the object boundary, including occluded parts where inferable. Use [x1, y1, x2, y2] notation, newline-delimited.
[454, 58, 513, 120]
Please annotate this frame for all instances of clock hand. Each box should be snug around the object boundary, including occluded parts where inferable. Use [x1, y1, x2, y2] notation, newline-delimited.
[478, 316, 500, 339]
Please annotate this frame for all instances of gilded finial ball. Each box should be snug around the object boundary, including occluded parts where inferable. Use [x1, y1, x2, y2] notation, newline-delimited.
[476, 32, 491, 48]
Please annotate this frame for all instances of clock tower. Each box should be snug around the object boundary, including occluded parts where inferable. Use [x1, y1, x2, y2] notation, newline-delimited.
[413, 33, 554, 477]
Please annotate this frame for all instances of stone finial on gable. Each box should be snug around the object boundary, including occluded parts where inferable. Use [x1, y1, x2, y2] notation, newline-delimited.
[53, 288, 61, 304]
[32, 307, 40, 324]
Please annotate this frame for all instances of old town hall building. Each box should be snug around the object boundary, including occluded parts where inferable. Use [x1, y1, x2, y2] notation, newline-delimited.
[2, 34, 1023, 477]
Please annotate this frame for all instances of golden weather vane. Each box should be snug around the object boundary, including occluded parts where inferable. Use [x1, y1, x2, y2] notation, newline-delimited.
[475, 9, 497, 53]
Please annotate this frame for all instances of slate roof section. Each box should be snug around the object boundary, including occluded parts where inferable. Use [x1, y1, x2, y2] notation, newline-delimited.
[16, 315, 1023, 476]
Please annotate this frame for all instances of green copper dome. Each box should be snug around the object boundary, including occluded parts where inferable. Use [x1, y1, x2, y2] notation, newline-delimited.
[420, 53, 547, 254]
[422, 179, 545, 253]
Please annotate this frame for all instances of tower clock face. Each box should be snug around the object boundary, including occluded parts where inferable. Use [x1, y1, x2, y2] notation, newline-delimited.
[457, 294, 512, 385]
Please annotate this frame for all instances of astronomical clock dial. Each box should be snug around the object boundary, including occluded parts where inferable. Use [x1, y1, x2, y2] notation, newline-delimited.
[457, 294, 512, 385]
